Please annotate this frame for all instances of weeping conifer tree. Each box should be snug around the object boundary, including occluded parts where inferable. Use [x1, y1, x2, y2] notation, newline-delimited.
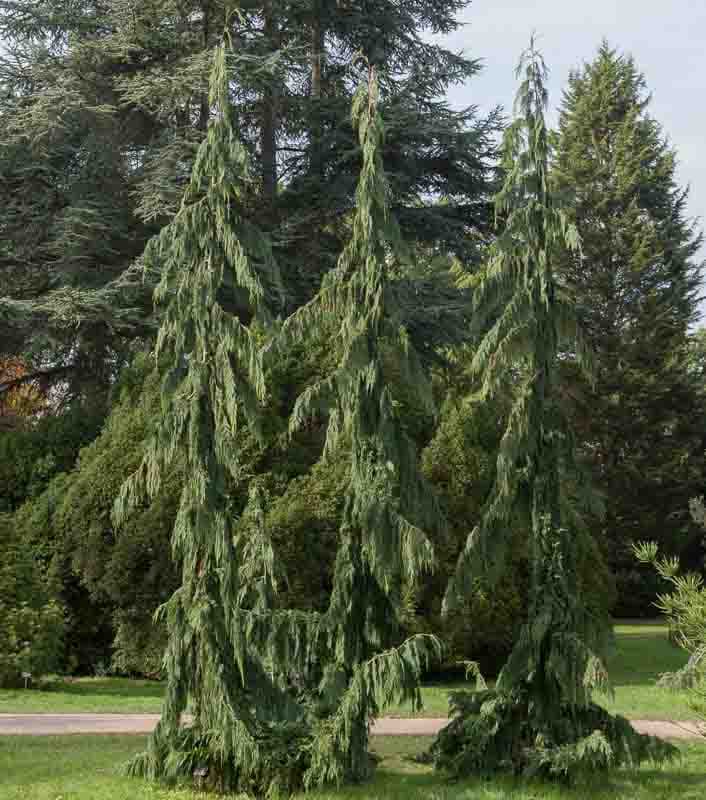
[280, 63, 443, 788]
[431, 42, 676, 780]
[114, 44, 443, 796]
[113, 42, 319, 796]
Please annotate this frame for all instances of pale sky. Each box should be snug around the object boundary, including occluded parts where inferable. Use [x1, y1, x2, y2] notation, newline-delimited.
[435, 0, 706, 317]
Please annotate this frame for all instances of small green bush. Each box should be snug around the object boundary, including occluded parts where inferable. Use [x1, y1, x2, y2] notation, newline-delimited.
[419, 395, 522, 673]
[0, 514, 64, 687]
[0, 601, 64, 687]
[418, 392, 615, 676]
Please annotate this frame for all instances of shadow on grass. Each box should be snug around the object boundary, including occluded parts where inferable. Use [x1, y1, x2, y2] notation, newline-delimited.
[3, 735, 706, 800]
[626, 769, 706, 787]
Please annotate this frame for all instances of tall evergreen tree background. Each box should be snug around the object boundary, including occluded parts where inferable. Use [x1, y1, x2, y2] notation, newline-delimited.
[553, 42, 706, 616]
[0, 0, 498, 399]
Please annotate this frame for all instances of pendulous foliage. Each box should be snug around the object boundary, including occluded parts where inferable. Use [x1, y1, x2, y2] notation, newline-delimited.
[431, 41, 676, 781]
[112, 42, 445, 795]
[113, 43, 315, 796]
[277, 62, 445, 788]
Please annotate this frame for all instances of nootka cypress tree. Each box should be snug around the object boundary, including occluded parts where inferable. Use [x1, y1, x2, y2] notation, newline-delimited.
[114, 45, 444, 795]
[280, 63, 444, 788]
[553, 42, 706, 613]
[431, 41, 676, 780]
[113, 44, 314, 796]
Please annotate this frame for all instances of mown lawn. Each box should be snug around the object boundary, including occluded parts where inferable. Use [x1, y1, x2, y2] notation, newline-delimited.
[0, 677, 164, 715]
[391, 621, 694, 720]
[0, 622, 693, 720]
[2, 734, 706, 800]
[601, 622, 694, 721]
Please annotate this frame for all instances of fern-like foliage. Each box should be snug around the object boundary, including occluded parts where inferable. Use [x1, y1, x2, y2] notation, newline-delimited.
[433, 40, 676, 780]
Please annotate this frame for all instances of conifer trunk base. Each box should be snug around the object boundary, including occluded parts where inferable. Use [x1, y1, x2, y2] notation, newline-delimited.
[432, 689, 677, 780]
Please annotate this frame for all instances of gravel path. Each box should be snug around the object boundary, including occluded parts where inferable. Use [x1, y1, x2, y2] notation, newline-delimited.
[0, 714, 703, 739]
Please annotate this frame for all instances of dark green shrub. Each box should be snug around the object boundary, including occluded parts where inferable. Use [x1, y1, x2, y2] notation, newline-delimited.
[8, 357, 176, 675]
[53, 358, 180, 674]
[419, 392, 615, 676]
[0, 407, 103, 513]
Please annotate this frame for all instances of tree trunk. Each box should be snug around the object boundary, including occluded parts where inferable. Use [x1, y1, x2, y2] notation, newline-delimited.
[311, 5, 323, 100]
[198, 1, 211, 131]
[310, 2, 324, 173]
[262, 0, 278, 199]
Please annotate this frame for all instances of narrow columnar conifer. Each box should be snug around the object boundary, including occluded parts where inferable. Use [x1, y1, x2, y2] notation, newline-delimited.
[431, 41, 676, 780]
[114, 47, 444, 796]
[113, 44, 317, 797]
[281, 64, 444, 788]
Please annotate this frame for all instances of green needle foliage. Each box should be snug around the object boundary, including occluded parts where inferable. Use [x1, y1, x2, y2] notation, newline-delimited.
[635, 498, 706, 723]
[553, 43, 705, 615]
[112, 43, 316, 797]
[635, 538, 706, 697]
[281, 63, 443, 788]
[112, 46, 443, 796]
[431, 41, 676, 781]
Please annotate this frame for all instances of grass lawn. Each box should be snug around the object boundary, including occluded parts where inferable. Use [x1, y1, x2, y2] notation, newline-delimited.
[0, 677, 164, 715]
[391, 621, 695, 720]
[601, 623, 693, 721]
[3, 734, 706, 800]
[0, 622, 693, 720]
